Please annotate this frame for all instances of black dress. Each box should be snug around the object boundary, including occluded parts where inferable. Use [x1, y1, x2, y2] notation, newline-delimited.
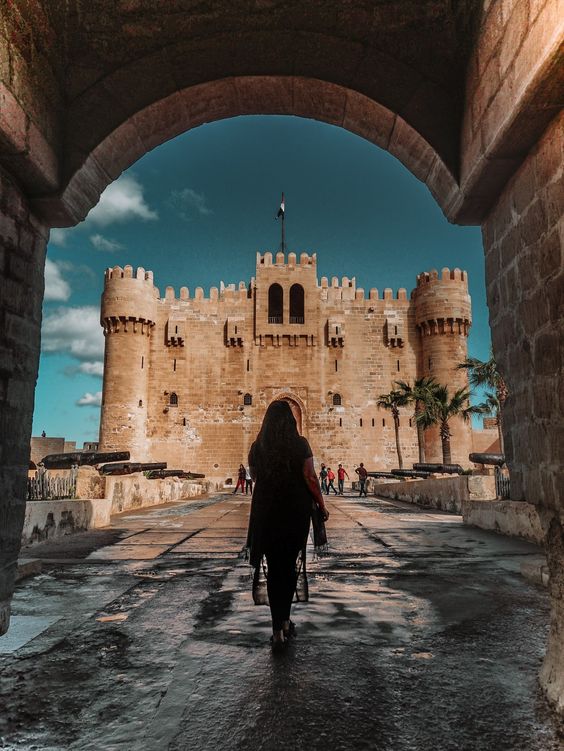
[246, 436, 314, 628]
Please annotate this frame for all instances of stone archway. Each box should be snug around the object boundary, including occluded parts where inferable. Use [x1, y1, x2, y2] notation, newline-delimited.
[271, 393, 306, 436]
[0, 0, 562, 713]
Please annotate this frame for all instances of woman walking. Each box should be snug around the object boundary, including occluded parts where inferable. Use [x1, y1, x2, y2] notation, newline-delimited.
[246, 400, 329, 651]
[233, 464, 246, 494]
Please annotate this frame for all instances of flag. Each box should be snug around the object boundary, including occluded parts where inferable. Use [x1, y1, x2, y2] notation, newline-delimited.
[276, 193, 285, 220]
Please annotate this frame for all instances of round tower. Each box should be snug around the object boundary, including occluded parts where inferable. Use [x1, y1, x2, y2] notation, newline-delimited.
[412, 268, 473, 466]
[99, 265, 157, 461]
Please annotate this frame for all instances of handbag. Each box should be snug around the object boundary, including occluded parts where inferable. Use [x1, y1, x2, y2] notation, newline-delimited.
[311, 501, 328, 548]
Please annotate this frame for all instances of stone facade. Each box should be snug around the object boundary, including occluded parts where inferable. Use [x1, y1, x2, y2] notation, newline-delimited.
[99, 253, 473, 482]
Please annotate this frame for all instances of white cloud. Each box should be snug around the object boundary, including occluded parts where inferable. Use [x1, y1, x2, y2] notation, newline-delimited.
[78, 361, 104, 377]
[89, 234, 124, 252]
[86, 174, 158, 226]
[76, 391, 102, 407]
[49, 228, 69, 246]
[168, 188, 212, 221]
[42, 306, 104, 361]
[44, 259, 71, 301]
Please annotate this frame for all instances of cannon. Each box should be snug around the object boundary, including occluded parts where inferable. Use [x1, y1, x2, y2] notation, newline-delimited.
[41, 451, 130, 469]
[391, 469, 431, 478]
[367, 471, 399, 479]
[98, 462, 167, 476]
[413, 463, 463, 474]
[145, 469, 206, 480]
[469, 452, 505, 467]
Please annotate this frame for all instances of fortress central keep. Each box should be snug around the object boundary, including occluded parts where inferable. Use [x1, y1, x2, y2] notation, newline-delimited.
[99, 252, 473, 481]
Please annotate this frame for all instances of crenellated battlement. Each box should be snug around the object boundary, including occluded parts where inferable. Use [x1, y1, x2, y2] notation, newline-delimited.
[256, 251, 316, 269]
[415, 267, 468, 287]
[412, 267, 472, 336]
[104, 265, 155, 284]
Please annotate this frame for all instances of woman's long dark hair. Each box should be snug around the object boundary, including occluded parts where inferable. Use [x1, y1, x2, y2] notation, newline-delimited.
[252, 400, 302, 478]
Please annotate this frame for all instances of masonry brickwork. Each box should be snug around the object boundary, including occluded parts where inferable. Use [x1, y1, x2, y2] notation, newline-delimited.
[98, 253, 473, 482]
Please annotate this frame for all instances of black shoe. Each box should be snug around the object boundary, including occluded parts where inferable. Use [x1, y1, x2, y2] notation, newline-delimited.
[270, 636, 286, 653]
[283, 620, 296, 640]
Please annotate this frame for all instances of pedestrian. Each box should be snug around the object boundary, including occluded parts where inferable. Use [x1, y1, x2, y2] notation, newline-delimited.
[245, 465, 253, 495]
[246, 400, 329, 651]
[337, 463, 349, 495]
[233, 464, 246, 494]
[355, 462, 368, 497]
[326, 467, 338, 495]
[319, 463, 328, 494]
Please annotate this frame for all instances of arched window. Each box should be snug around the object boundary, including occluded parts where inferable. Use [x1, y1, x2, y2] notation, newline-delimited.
[268, 283, 283, 323]
[289, 284, 304, 323]
[243, 393, 252, 406]
[332, 393, 342, 406]
[170, 392, 178, 406]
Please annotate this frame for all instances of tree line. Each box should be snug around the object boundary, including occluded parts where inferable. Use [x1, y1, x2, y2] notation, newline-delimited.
[377, 352, 507, 468]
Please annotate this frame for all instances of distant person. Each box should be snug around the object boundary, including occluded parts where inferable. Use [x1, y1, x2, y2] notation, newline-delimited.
[233, 464, 246, 494]
[319, 463, 328, 494]
[246, 400, 329, 651]
[245, 466, 253, 495]
[41, 430, 46, 438]
[355, 462, 368, 497]
[337, 464, 349, 495]
[326, 467, 338, 495]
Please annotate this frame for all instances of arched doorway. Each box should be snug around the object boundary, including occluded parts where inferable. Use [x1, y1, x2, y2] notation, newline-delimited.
[270, 393, 305, 436]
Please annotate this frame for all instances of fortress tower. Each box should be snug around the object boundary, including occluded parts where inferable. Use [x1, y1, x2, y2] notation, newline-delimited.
[99, 265, 157, 460]
[412, 268, 473, 465]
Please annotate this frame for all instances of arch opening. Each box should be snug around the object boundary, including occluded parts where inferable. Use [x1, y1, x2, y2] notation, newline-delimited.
[289, 284, 305, 324]
[268, 283, 283, 324]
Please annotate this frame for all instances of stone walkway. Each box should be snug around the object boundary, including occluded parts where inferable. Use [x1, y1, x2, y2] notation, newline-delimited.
[0, 493, 561, 750]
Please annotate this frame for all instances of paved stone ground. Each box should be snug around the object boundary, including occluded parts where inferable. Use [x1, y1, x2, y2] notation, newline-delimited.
[0, 493, 562, 751]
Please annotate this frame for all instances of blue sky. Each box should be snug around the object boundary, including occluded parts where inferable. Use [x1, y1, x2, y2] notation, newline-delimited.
[34, 116, 490, 445]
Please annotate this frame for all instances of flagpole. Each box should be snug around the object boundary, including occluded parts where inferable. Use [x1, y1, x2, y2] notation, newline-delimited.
[281, 209, 285, 253]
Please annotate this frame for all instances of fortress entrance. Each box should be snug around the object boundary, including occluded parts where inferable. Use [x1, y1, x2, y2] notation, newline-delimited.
[275, 396, 303, 436]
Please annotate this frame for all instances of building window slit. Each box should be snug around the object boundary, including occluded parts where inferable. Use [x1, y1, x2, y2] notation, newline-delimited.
[339, 418, 342, 427]
[141, 356, 144, 369]
[246, 359, 250, 372]
[382, 418, 386, 427]
[360, 418, 363, 427]
[173, 359, 177, 372]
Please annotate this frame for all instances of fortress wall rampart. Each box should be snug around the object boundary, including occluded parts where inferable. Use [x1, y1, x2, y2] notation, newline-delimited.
[99, 259, 473, 479]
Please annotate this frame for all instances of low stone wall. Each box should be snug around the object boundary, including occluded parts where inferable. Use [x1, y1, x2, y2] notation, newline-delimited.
[463, 500, 545, 545]
[371, 475, 496, 514]
[105, 474, 208, 514]
[22, 499, 113, 545]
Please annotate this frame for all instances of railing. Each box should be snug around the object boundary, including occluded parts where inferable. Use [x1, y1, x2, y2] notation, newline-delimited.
[27, 467, 78, 501]
[289, 316, 304, 324]
[495, 467, 510, 499]
[268, 316, 283, 324]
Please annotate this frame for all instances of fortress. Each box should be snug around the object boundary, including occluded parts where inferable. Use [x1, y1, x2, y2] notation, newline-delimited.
[99, 252, 473, 482]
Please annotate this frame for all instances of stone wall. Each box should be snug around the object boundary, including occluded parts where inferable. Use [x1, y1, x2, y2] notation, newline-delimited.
[482, 110, 563, 710]
[463, 499, 545, 544]
[371, 474, 497, 514]
[104, 475, 208, 514]
[21, 499, 113, 546]
[0, 167, 47, 634]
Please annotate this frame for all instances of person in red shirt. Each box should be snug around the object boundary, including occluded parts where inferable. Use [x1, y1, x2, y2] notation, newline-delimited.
[326, 467, 338, 495]
[337, 463, 349, 495]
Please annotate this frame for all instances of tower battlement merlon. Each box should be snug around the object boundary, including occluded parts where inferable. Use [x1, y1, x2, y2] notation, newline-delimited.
[256, 251, 317, 269]
[412, 267, 472, 336]
[415, 267, 468, 288]
[101, 263, 158, 330]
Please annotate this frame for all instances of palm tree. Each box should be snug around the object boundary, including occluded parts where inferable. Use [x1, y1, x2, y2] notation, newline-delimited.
[419, 385, 483, 465]
[377, 389, 410, 468]
[456, 352, 508, 454]
[395, 377, 439, 463]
